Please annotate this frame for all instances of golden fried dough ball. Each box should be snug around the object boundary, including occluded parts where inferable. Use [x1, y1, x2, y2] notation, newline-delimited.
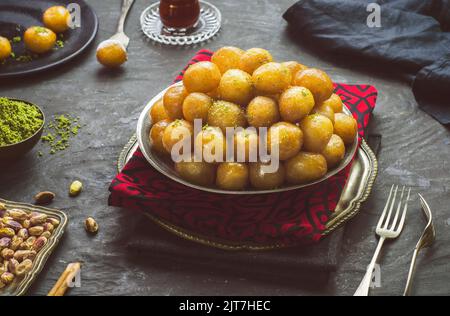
[279, 86, 315, 123]
[281, 61, 308, 83]
[96, 40, 127, 67]
[321, 93, 343, 113]
[218, 69, 253, 105]
[175, 159, 216, 186]
[162, 119, 193, 154]
[150, 98, 170, 123]
[293, 68, 334, 103]
[216, 162, 249, 190]
[183, 61, 221, 93]
[246, 96, 280, 128]
[211, 46, 244, 74]
[311, 103, 335, 124]
[249, 162, 285, 190]
[163, 85, 188, 120]
[43, 6, 70, 33]
[322, 134, 345, 168]
[149, 119, 171, 154]
[267, 122, 303, 161]
[299, 114, 334, 153]
[207, 100, 247, 133]
[0, 36, 12, 61]
[239, 48, 273, 74]
[194, 126, 226, 163]
[334, 113, 358, 145]
[233, 128, 259, 162]
[285, 152, 327, 184]
[24, 26, 57, 54]
[252, 62, 292, 95]
[182, 92, 212, 123]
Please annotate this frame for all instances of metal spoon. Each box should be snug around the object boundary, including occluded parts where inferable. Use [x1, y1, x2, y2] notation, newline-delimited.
[109, 0, 135, 49]
[403, 193, 436, 296]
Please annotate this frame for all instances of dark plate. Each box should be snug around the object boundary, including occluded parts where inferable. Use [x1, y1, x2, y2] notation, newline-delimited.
[0, 0, 98, 78]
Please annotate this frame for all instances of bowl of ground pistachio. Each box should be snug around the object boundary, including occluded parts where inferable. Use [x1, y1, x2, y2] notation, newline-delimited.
[0, 97, 45, 160]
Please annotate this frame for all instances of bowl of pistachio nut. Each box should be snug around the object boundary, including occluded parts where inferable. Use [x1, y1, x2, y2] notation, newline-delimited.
[0, 97, 45, 160]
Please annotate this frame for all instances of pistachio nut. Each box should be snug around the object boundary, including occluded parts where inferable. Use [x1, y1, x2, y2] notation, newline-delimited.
[41, 231, 52, 239]
[0, 203, 6, 211]
[85, 217, 98, 234]
[15, 259, 33, 277]
[2, 219, 22, 232]
[8, 258, 19, 274]
[43, 222, 54, 233]
[28, 226, 44, 236]
[46, 217, 60, 228]
[0, 237, 11, 250]
[17, 228, 29, 240]
[32, 236, 48, 252]
[69, 180, 83, 197]
[30, 213, 48, 226]
[1, 248, 14, 260]
[22, 219, 31, 229]
[10, 236, 23, 251]
[6, 209, 27, 221]
[0, 272, 14, 285]
[34, 191, 55, 205]
[0, 228, 15, 238]
[13, 250, 36, 262]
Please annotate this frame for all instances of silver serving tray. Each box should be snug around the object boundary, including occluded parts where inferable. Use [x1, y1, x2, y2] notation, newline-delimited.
[117, 134, 377, 250]
[136, 82, 359, 195]
[0, 199, 68, 295]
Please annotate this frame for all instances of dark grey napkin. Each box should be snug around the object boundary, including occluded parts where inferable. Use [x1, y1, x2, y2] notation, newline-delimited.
[283, 0, 450, 125]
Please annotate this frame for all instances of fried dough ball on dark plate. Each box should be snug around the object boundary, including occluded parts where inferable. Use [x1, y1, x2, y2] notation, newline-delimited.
[43, 6, 70, 33]
[239, 48, 273, 74]
[249, 162, 285, 190]
[0, 36, 12, 61]
[207, 100, 247, 133]
[246, 96, 280, 128]
[183, 61, 221, 93]
[216, 162, 249, 190]
[279, 86, 315, 123]
[321, 134, 346, 168]
[285, 152, 328, 184]
[293, 68, 334, 103]
[267, 122, 303, 161]
[299, 114, 333, 153]
[211, 46, 244, 74]
[334, 113, 358, 145]
[163, 85, 188, 120]
[24, 26, 56, 54]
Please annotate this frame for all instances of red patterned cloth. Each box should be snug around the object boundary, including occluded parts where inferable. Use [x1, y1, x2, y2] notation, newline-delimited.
[109, 50, 377, 246]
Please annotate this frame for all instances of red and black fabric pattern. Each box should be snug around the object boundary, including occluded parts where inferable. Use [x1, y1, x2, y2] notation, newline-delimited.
[108, 50, 377, 246]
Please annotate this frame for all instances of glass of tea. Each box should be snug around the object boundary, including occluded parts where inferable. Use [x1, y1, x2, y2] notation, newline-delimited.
[159, 0, 201, 34]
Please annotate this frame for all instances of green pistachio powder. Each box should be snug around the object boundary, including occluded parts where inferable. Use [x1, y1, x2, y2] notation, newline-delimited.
[0, 98, 43, 146]
[0, 98, 82, 155]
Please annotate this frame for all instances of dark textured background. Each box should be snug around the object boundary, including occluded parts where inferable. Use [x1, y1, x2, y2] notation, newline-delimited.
[0, 0, 449, 296]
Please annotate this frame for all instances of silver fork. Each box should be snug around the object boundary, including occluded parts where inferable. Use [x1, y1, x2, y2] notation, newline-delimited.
[354, 185, 411, 296]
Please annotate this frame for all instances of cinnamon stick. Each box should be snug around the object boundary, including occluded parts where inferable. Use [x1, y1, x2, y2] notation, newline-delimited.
[47, 262, 81, 296]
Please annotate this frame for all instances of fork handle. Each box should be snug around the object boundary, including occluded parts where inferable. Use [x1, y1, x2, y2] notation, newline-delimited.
[354, 237, 386, 296]
[403, 248, 419, 296]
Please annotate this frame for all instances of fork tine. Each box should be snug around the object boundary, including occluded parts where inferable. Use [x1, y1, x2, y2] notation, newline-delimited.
[395, 187, 411, 233]
[390, 186, 405, 230]
[382, 185, 398, 229]
[377, 184, 395, 229]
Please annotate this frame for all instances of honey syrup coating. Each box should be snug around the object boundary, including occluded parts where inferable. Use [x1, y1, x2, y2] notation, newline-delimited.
[211, 46, 245, 74]
[267, 122, 303, 161]
[299, 114, 334, 153]
[207, 100, 247, 133]
[239, 48, 273, 75]
[194, 126, 226, 163]
[162, 119, 193, 154]
[150, 98, 170, 123]
[183, 61, 221, 93]
[249, 162, 286, 190]
[182, 92, 212, 123]
[293, 68, 334, 103]
[321, 134, 346, 168]
[149, 119, 172, 154]
[311, 102, 335, 124]
[96, 40, 127, 67]
[279, 86, 315, 123]
[43, 6, 70, 33]
[321, 93, 343, 113]
[285, 152, 328, 184]
[163, 85, 188, 120]
[0, 36, 12, 61]
[24, 26, 57, 54]
[252, 62, 292, 95]
[175, 159, 216, 186]
[218, 69, 254, 105]
[216, 162, 249, 190]
[246, 96, 280, 128]
[281, 61, 308, 83]
[334, 113, 358, 145]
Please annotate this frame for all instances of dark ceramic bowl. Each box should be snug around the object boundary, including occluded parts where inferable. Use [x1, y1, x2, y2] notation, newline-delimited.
[0, 98, 45, 161]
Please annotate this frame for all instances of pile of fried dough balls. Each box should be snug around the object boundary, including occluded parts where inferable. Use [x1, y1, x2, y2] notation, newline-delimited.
[148, 46, 358, 191]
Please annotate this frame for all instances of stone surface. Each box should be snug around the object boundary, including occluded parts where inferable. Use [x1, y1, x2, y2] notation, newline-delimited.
[0, 0, 449, 296]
